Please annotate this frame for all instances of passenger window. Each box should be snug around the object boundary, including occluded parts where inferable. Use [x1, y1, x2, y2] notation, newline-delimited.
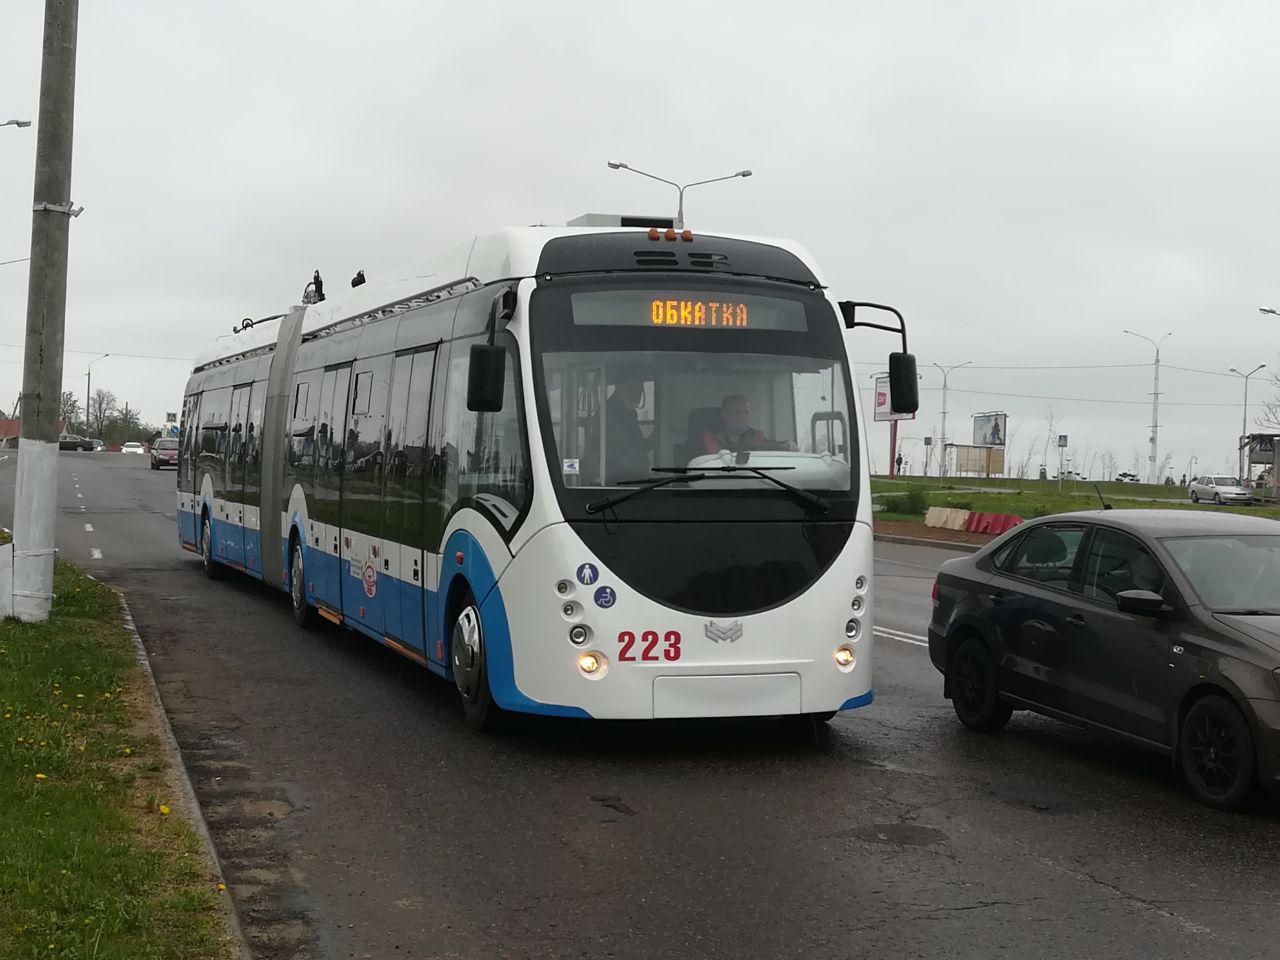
[351, 371, 373, 416]
[440, 337, 529, 532]
[1081, 529, 1167, 603]
[989, 534, 1024, 571]
[1006, 526, 1084, 588]
[293, 381, 309, 419]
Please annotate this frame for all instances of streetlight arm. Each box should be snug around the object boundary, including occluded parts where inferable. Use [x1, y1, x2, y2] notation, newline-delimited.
[681, 171, 751, 190]
[606, 162, 679, 190]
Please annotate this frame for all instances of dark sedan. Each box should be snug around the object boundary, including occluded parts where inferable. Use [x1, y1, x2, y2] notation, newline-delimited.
[928, 509, 1280, 810]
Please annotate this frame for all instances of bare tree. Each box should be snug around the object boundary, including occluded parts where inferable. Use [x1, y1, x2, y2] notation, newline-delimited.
[1262, 371, 1280, 430]
[58, 390, 80, 427]
[88, 388, 117, 437]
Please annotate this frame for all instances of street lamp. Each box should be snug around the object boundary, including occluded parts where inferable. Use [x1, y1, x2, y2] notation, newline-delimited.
[607, 161, 751, 229]
[1260, 307, 1278, 316]
[1185, 455, 1197, 487]
[932, 361, 971, 478]
[1123, 329, 1172, 484]
[1229, 363, 1266, 485]
[2, 119, 32, 129]
[85, 354, 108, 434]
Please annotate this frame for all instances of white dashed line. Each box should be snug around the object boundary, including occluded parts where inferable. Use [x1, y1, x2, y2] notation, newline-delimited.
[84, 523, 94, 533]
[76, 492, 82, 498]
[874, 626, 930, 648]
[89, 548, 102, 560]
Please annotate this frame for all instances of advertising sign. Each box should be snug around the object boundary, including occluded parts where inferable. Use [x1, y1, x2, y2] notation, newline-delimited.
[874, 375, 915, 422]
[971, 412, 1007, 447]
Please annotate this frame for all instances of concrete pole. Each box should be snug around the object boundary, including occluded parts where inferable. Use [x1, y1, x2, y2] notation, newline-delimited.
[12, 0, 80, 622]
[1149, 345, 1161, 485]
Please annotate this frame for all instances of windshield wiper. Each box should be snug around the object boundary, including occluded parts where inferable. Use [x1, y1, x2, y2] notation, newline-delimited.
[585, 473, 713, 515]
[651, 465, 831, 514]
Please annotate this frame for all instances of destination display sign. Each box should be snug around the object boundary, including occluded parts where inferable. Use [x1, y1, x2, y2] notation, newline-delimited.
[570, 290, 808, 332]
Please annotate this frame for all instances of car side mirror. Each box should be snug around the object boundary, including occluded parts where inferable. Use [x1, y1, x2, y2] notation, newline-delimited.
[466, 343, 506, 412]
[888, 352, 919, 415]
[1116, 589, 1169, 616]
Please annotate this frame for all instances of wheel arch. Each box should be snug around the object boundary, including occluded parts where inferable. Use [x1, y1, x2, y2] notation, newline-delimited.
[1172, 680, 1256, 761]
[943, 620, 995, 699]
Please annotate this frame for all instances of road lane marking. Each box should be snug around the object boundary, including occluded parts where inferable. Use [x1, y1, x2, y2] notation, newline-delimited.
[874, 627, 929, 647]
[84, 523, 94, 532]
[76, 492, 82, 498]
[875, 557, 945, 572]
[89, 548, 102, 560]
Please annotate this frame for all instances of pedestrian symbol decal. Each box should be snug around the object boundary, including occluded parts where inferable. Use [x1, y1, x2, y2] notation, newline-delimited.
[576, 563, 599, 585]
[593, 586, 616, 609]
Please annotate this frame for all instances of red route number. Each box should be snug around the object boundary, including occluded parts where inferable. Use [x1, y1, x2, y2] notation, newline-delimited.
[617, 630, 681, 662]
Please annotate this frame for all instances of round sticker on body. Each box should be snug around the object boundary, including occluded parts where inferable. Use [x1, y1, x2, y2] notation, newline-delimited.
[576, 563, 599, 585]
[593, 585, 617, 609]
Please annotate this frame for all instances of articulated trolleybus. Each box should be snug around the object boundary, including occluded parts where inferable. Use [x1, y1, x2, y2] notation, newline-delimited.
[177, 221, 918, 728]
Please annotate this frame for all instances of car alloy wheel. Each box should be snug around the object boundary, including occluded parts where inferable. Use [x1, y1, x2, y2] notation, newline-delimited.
[1180, 695, 1256, 810]
[1214, 493, 1223, 505]
[949, 637, 1012, 733]
[1190, 491, 1199, 503]
[290, 540, 312, 627]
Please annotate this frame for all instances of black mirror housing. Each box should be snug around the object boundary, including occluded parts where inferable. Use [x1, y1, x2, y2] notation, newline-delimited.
[1116, 589, 1167, 616]
[889, 352, 919, 414]
[466, 344, 506, 412]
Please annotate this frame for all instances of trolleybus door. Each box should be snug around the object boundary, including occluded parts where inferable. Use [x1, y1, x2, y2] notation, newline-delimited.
[221, 384, 251, 567]
[311, 364, 352, 612]
[341, 356, 392, 636]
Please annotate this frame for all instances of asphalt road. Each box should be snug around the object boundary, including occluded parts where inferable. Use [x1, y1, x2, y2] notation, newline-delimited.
[4, 451, 1279, 960]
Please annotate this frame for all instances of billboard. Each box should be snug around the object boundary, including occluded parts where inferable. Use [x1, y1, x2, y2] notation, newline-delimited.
[971, 412, 1007, 447]
[873, 375, 915, 422]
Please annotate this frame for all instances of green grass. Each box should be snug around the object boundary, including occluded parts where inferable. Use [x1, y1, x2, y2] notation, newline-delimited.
[871, 481, 1280, 522]
[0, 560, 231, 959]
[871, 474, 1191, 501]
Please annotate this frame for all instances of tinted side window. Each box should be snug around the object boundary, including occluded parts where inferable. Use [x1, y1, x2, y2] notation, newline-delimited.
[1006, 525, 1085, 589]
[1081, 528, 1167, 602]
[989, 533, 1024, 571]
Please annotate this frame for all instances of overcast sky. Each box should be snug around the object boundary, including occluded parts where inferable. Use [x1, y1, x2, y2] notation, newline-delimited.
[3, 1, 1278, 479]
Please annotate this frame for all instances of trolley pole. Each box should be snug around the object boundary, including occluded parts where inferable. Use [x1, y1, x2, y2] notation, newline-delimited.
[10, 0, 81, 622]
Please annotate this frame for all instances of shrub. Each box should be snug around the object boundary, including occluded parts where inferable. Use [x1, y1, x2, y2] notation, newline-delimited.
[882, 488, 929, 515]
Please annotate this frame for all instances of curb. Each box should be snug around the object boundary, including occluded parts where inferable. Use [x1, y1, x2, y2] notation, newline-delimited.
[873, 533, 981, 554]
[118, 592, 254, 960]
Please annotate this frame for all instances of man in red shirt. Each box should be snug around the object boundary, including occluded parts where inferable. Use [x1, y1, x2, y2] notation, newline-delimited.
[702, 395, 797, 454]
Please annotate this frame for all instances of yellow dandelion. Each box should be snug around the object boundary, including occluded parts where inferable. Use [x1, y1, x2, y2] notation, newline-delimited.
[75, 693, 84, 699]
[216, 882, 226, 891]
[35, 773, 47, 780]
[102, 693, 112, 700]
[158, 804, 170, 816]
[122, 747, 132, 756]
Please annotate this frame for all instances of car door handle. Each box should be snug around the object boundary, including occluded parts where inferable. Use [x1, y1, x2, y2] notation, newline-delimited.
[989, 593, 1006, 608]
[1066, 614, 1086, 628]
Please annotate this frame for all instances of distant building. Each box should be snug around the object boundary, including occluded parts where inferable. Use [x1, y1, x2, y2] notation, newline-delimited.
[0, 419, 69, 448]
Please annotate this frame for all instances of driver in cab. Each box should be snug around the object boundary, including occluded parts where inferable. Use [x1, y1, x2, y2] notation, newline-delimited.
[703, 394, 797, 454]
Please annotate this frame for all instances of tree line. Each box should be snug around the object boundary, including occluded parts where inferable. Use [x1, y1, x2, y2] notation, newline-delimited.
[58, 389, 167, 445]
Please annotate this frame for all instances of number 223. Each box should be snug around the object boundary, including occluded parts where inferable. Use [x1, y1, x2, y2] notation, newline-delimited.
[617, 630, 681, 662]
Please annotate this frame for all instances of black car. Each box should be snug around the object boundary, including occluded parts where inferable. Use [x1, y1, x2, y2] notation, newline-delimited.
[928, 509, 1280, 810]
[58, 434, 94, 451]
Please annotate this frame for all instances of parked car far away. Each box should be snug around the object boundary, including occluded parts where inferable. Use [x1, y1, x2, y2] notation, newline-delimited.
[929, 509, 1280, 810]
[150, 438, 179, 470]
[1189, 475, 1253, 505]
[57, 434, 95, 451]
[121, 441, 146, 455]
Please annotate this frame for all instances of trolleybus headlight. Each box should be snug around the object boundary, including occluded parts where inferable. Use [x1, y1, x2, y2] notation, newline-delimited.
[569, 624, 591, 646]
[562, 602, 581, 620]
[845, 618, 861, 640]
[834, 645, 856, 669]
[851, 595, 864, 614]
[578, 652, 606, 677]
[855, 575, 867, 593]
[555, 579, 573, 596]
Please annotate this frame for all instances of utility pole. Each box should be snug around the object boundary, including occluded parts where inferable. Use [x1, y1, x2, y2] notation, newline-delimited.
[85, 352, 107, 435]
[932, 361, 971, 478]
[1124, 330, 1171, 485]
[9, 0, 81, 622]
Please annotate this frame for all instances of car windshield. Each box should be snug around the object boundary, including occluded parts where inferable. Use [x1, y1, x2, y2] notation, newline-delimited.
[1161, 535, 1280, 612]
[1211, 477, 1240, 486]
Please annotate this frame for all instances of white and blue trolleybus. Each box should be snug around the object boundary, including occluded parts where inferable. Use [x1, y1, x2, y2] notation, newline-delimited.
[176, 221, 919, 728]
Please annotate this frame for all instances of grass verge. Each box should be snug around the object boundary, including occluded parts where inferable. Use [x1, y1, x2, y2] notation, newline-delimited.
[0, 557, 233, 959]
[872, 481, 1280, 522]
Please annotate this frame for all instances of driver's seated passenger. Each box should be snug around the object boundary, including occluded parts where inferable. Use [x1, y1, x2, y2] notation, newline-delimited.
[702, 394, 797, 454]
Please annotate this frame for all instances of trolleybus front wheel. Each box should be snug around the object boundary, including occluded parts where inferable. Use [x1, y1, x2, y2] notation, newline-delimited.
[451, 595, 505, 732]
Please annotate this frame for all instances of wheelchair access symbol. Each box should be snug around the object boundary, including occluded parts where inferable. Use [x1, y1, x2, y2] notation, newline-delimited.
[576, 563, 599, 585]
[593, 586, 617, 609]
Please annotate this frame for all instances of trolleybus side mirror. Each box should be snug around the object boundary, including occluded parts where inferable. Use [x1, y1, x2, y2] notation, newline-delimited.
[888, 352, 919, 415]
[466, 344, 506, 412]
[837, 300, 919, 415]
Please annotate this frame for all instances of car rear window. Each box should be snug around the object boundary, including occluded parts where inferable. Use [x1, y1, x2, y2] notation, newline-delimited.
[155, 440, 178, 450]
